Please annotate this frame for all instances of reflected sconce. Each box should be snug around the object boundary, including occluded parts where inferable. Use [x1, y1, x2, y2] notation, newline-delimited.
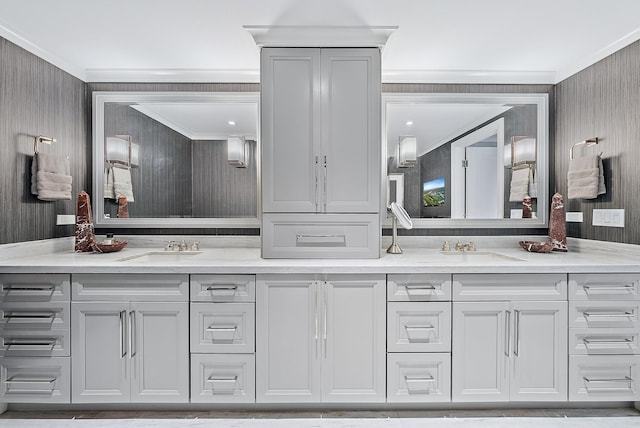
[105, 135, 139, 167]
[505, 136, 536, 168]
[397, 136, 417, 168]
[227, 135, 248, 168]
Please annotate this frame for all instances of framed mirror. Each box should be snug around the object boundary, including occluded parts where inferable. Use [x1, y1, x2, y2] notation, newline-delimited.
[92, 92, 260, 228]
[383, 93, 549, 228]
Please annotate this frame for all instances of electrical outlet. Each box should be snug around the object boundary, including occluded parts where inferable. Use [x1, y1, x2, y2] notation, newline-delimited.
[566, 212, 583, 222]
[56, 214, 76, 225]
[592, 209, 624, 228]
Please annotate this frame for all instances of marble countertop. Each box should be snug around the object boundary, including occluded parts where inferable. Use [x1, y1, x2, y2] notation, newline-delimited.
[1, 235, 639, 274]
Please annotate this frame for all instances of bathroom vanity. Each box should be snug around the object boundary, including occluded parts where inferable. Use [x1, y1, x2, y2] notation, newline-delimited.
[1, 236, 640, 410]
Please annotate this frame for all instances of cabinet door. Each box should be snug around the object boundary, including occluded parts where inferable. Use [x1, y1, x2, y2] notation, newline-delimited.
[452, 302, 510, 402]
[256, 275, 321, 403]
[71, 302, 129, 403]
[130, 302, 189, 403]
[261, 48, 321, 213]
[321, 48, 380, 213]
[322, 275, 385, 402]
[510, 301, 568, 401]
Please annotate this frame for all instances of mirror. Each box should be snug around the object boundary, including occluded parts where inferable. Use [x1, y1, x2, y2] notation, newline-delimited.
[383, 93, 548, 228]
[92, 92, 260, 228]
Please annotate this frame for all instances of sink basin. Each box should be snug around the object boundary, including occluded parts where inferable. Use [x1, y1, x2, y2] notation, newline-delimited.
[116, 251, 203, 263]
[436, 251, 524, 262]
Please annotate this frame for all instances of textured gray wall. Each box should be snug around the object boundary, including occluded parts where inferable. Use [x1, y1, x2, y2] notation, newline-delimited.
[555, 40, 640, 244]
[0, 37, 88, 245]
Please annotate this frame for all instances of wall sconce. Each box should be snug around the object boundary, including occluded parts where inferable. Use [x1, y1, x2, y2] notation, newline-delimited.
[227, 135, 248, 168]
[397, 135, 417, 167]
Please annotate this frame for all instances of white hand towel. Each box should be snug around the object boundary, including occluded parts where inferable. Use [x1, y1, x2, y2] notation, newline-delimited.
[31, 153, 73, 201]
[112, 166, 134, 202]
[509, 167, 530, 202]
[567, 154, 605, 200]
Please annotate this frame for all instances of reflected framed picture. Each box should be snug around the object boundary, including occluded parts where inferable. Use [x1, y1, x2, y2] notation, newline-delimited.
[423, 177, 445, 207]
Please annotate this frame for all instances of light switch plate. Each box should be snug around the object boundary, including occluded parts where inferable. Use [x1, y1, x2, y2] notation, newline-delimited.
[592, 209, 625, 228]
[56, 214, 76, 225]
[566, 212, 583, 222]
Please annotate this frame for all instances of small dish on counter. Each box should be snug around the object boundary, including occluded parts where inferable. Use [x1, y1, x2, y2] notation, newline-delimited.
[94, 240, 128, 253]
[519, 240, 553, 253]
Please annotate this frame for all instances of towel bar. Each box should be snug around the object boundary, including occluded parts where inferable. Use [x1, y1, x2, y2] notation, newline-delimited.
[570, 137, 599, 159]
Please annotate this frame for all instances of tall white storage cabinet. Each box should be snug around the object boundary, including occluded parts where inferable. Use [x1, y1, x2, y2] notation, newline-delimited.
[261, 48, 381, 258]
[256, 274, 385, 403]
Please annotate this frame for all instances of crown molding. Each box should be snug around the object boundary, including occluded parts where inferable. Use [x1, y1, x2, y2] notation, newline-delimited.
[382, 69, 556, 85]
[554, 26, 640, 83]
[85, 68, 260, 83]
[243, 25, 397, 48]
[0, 20, 86, 81]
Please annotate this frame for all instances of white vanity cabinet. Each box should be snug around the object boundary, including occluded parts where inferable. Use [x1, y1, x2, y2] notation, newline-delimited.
[0, 274, 71, 404]
[451, 274, 568, 402]
[261, 47, 381, 258]
[256, 274, 385, 403]
[71, 274, 189, 403]
[568, 273, 640, 401]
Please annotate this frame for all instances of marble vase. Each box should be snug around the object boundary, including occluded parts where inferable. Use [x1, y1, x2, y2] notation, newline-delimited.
[74, 191, 96, 252]
[549, 192, 567, 252]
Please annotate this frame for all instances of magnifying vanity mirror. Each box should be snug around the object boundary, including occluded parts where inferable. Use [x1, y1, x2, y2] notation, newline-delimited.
[92, 92, 260, 228]
[383, 93, 549, 228]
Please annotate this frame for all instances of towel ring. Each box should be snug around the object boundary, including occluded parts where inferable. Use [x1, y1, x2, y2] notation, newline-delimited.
[34, 135, 56, 154]
[570, 137, 598, 159]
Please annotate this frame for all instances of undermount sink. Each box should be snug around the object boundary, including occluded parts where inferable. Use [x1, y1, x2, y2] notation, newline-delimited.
[436, 251, 525, 262]
[116, 251, 203, 263]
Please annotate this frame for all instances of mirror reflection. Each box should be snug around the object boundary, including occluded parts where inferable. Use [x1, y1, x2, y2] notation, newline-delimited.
[93, 92, 260, 228]
[384, 93, 548, 228]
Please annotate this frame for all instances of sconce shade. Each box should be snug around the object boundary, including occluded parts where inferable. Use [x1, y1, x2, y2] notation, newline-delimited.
[227, 135, 248, 168]
[398, 136, 417, 167]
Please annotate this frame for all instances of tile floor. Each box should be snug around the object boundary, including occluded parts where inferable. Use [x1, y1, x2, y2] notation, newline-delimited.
[1, 409, 639, 428]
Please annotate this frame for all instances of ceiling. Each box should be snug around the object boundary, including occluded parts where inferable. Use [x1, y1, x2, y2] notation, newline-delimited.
[1, 0, 639, 84]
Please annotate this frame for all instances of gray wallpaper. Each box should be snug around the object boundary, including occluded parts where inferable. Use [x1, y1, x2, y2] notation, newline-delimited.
[555, 39, 640, 244]
[0, 37, 88, 245]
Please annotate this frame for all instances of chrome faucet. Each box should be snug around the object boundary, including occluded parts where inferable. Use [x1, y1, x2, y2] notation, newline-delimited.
[455, 241, 476, 251]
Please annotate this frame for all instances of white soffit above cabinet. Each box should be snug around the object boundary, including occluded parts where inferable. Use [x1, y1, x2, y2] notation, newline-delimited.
[0, 0, 639, 84]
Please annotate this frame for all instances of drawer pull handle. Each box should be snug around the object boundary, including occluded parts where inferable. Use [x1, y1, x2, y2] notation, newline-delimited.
[583, 376, 632, 383]
[583, 337, 634, 345]
[405, 284, 437, 291]
[296, 234, 346, 247]
[206, 376, 238, 383]
[405, 325, 435, 330]
[206, 326, 237, 333]
[405, 375, 435, 382]
[5, 376, 56, 384]
[583, 284, 635, 292]
[2, 284, 55, 293]
[3, 311, 57, 322]
[583, 311, 635, 318]
[4, 338, 57, 348]
[5, 376, 57, 394]
[205, 285, 238, 291]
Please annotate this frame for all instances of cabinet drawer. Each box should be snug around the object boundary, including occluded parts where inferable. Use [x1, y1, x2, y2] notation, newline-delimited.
[190, 354, 255, 403]
[453, 273, 567, 301]
[387, 274, 451, 301]
[0, 274, 70, 302]
[569, 355, 640, 401]
[1, 357, 70, 403]
[0, 301, 69, 331]
[72, 274, 189, 301]
[570, 328, 640, 355]
[569, 301, 640, 328]
[262, 213, 380, 259]
[387, 302, 451, 353]
[569, 274, 640, 301]
[0, 329, 70, 357]
[190, 303, 255, 353]
[387, 353, 451, 403]
[191, 275, 255, 302]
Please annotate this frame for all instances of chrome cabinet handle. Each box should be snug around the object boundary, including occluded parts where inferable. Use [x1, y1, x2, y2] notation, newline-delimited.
[206, 376, 237, 383]
[505, 310, 511, 357]
[404, 375, 435, 382]
[4, 338, 56, 349]
[314, 282, 319, 360]
[129, 311, 136, 358]
[583, 284, 635, 292]
[405, 325, 435, 330]
[5, 376, 57, 394]
[583, 376, 632, 383]
[583, 337, 634, 345]
[295, 234, 346, 247]
[205, 284, 238, 291]
[405, 284, 437, 291]
[315, 156, 319, 212]
[2, 311, 57, 322]
[205, 326, 237, 332]
[119, 310, 126, 358]
[583, 310, 635, 318]
[323, 155, 327, 212]
[2, 284, 55, 292]
[514, 310, 520, 357]
[323, 282, 328, 358]
[5, 376, 56, 384]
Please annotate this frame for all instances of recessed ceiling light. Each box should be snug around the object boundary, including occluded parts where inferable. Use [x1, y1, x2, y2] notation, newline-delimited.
[405, 121, 413, 126]
[228, 121, 236, 126]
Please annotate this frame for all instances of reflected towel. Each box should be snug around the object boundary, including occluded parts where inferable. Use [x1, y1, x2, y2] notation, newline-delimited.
[509, 166, 530, 202]
[112, 166, 134, 202]
[31, 153, 72, 201]
[104, 167, 115, 199]
[567, 154, 605, 199]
